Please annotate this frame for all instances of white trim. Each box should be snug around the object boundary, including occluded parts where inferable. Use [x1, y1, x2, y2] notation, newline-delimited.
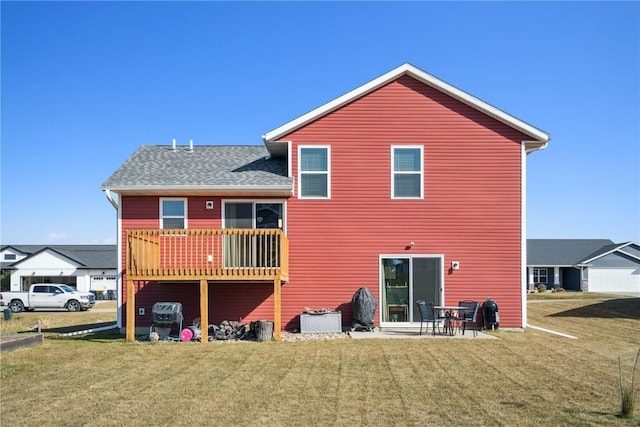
[221, 199, 287, 233]
[103, 185, 293, 195]
[116, 199, 123, 329]
[581, 242, 640, 264]
[160, 198, 188, 229]
[297, 145, 331, 199]
[287, 141, 293, 180]
[262, 63, 550, 147]
[521, 142, 527, 327]
[391, 145, 424, 199]
[378, 254, 445, 327]
[532, 268, 548, 283]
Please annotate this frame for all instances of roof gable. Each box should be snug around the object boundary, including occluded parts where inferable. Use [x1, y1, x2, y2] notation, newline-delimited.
[11, 247, 85, 269]
[262, 63, 550, 151]
[2, 245, 116, 270]
[580, 242, 640, 264]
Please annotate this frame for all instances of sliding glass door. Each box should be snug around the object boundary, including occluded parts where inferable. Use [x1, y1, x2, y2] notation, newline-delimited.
[380, 256, 442, 323]
[223, 201, 284, 268]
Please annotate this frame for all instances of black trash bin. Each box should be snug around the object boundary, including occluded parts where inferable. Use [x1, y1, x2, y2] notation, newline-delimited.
[3, 308, 12, 321]
[483, 298, 499, 330]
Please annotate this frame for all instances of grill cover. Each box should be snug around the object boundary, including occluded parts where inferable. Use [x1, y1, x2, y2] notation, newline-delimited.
[351, 287, 377, 330]
[151, 302, 183, 326]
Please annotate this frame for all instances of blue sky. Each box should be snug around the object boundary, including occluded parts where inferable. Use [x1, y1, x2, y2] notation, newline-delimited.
[1, 1, 638, 245]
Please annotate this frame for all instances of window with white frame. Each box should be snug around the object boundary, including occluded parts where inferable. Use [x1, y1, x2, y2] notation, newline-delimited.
[533, 268, 548, 284]
[160, 198, 187, 229]
[392, 146, 423, 198]
[299, 146, 330, 198]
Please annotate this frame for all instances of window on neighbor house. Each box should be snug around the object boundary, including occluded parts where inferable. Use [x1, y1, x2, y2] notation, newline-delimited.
[299, 146, 330, 198]
[392, 146, 423, 198]
[160, 199, 187, 229]
[4, 254, 16, 261]
[533, 268, 548, 284]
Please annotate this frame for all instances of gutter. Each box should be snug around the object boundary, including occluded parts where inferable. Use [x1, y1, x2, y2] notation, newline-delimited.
[104, 189, 119, 210]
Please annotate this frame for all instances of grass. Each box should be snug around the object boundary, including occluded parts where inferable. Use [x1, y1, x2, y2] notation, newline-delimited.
[0, 301, 117, 334]
[1, 296, 639, 426]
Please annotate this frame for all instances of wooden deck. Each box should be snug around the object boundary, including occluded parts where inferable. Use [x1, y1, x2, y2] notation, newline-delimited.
[125, 229, 289, 342]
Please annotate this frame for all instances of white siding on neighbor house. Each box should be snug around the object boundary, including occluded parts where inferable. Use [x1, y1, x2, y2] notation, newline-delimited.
[14, 250, 81, 270]
[588, 268, 640, 293]
[9, 250, 82, 291]
[1, 248, 27, 263]
[6, 250, 117, 293]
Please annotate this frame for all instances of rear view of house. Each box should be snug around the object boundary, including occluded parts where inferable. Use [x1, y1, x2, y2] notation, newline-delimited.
[102, 63, 550, 341]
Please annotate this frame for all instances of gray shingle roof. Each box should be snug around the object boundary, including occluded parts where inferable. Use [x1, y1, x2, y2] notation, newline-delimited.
[527, 239, 615, 266]
[101, 145, 292, 190]
[1, 245, 116, 269]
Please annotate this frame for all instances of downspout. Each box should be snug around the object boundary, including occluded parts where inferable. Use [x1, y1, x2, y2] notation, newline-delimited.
[103, 188, 122, 331]
[104, 189, 119, 210]
[522, 137, 550, 328]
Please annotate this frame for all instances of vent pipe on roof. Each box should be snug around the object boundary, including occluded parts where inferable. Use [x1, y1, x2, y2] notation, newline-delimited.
[172, 138, 177, 151]
[188, 139, 194, 152]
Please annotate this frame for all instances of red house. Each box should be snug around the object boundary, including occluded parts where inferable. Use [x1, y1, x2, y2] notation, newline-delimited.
[102, 63, 550, 341]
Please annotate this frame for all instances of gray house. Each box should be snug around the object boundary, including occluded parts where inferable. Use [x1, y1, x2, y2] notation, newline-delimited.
[1, 245, 117, 298]
[527, 239, 640, 293]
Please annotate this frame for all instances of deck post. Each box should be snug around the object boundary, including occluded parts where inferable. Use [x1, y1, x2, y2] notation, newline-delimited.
[200, 278, 208, 343]
[126, 279, 135, 342]
[274, 278, 281, 341]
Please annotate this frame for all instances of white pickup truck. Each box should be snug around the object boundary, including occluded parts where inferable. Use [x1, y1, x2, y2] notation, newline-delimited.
[0, 284, 96, 313]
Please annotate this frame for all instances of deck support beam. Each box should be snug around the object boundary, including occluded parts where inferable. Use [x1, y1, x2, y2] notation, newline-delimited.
[200, 279, 209, 343]
[274, 278, 281, 341]
[126, 279, 135, 342]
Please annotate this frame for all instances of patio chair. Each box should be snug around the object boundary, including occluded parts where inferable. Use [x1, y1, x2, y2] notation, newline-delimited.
[416, 300, 446, 335]
[457, 300, 480, 337]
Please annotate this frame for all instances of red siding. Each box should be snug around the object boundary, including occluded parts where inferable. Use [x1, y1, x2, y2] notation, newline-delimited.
[119, 75, 531, 330]
[282, 76, 529, 328]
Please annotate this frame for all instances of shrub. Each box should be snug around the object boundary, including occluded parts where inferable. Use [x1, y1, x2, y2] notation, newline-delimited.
[619, 348, 640, 418]
[537, 284, 547, 292]
[552, 286, 565, 293]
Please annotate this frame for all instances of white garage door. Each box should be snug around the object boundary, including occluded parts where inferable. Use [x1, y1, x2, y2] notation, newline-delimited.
[589, 268, 640, 293]
[90, 275, 117, 291]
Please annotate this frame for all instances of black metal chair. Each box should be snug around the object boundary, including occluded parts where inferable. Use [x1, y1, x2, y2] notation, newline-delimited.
[457, 300, 480, 337]
[416, 300, 446, 335]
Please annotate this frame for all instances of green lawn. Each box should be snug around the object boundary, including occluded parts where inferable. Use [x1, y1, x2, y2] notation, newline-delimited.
[1, 296, 638, 426]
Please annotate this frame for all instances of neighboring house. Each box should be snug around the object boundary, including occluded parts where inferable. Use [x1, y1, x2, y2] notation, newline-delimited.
[102, 63, 550, 341]
[527, 239, 640, 293]
[0, 245, 117, 298]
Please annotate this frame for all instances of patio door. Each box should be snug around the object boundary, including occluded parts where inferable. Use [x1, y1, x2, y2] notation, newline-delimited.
[223, 201, 284, 267]
[380, 256, 442, 324]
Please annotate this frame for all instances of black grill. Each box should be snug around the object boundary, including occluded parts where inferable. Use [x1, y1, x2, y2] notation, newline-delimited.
[151, 302, 183, 327]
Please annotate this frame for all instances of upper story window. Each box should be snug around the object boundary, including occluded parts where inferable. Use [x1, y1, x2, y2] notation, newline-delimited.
[4, 253, 16, 261]
[299, 146, 330, 199]
[160, 198, 187, 229]
[392, 146, 423, 199]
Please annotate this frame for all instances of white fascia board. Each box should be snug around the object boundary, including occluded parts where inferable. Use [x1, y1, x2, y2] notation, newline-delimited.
[103, 185, 293, 195]
[527, 264, 576, 268]
[262, 63, 551, 145]
[581, 243, 640, 264]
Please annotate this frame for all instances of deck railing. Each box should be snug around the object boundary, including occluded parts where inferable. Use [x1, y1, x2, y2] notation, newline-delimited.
[126, 229, 289, 281]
